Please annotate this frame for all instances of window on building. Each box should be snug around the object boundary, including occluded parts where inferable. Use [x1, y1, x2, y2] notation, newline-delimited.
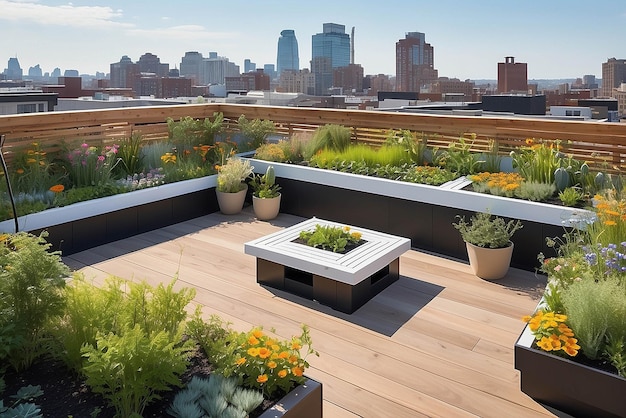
[17, 104, 37, 114]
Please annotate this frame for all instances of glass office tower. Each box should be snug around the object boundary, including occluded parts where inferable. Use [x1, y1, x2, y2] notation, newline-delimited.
[277, 30, 300, 76]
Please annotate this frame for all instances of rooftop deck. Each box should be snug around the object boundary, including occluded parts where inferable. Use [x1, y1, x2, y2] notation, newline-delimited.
[62, 208, 560, 418]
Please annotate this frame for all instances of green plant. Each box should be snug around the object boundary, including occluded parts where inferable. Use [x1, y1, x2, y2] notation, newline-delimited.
[558, 186, 585, 207]
[453, 211, 523, 249]
[249, 166, 281, 198]
[479, 138, 502, 173]
[167, 375, 263, 418]
[298, 224, 363, 253]
[167, 113, 224, 149]
[115, 133, 144, 176]
[216, 158, 254, 193]
[509, 138, 566, 185]
[10, 142, 63, 196]
[560, 276, 626, 360]
[514, 181, 556, 202]
[0, 384, 44, 418]
[236, 115, 276, 152]
[384, 129, 428, 164]
[0, 232, 70, 371]
[304, 124, 351, 158]
[253, 142, 286, 162]
[81, 324, 192, 418]
[469, 172, 522, 197]
[441, 135, 483, 176]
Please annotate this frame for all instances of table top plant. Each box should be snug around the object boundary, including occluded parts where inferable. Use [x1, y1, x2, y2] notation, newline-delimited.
[297, 223, 364, 253]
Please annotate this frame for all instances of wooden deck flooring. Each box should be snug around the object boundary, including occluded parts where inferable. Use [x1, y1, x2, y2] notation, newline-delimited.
[63, 208, 560, 418]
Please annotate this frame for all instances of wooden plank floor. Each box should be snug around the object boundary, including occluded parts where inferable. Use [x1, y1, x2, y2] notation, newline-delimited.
[63, 208, 560, 418]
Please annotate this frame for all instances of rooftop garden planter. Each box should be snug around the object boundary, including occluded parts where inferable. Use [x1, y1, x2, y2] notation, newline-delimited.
[0, 176, 218, 254]
[248, 158, 588, 272]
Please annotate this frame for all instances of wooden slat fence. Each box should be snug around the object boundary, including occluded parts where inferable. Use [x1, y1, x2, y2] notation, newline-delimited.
[1, 103, 625, 171]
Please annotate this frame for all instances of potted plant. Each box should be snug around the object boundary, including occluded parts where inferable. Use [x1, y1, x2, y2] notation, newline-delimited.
[453, 211, 523, 280]
[216, 157, 254, 214]
[249, 166, 281, 221]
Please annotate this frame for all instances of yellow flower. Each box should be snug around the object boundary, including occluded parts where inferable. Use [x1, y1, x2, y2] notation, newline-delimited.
[252, 329, 264, 339]
[258, 347, 271, 359]
[236, 357, 246, 366]
[257, 374, 268, 383]
[247, 347, 259, 357]
[267, 360, 277, 369]
[291, 341, 302, 350]
[291, 366, 303, 377]
[277, 369, 288, 378]
[248, 336, 259, 345]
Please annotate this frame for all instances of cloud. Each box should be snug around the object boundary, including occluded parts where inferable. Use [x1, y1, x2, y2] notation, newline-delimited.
[0, 0, 132, 29]
[126, 25, 238, 41]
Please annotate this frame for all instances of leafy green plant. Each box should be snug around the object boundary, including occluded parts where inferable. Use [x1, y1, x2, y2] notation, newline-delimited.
[167, 113, 224, 149]
[167, 375, 263, 418]
[298, 224, 363, 253]
[558, 186, 585, 207]
[479, 139, 502, 173]
[384, 129, 428, 164]
[81, 324, 192, 418]
[453, 211, 523, 249]
[236, 115, 276, 152]
[0, 232, 70, 371]
[10, 142, 63, 196]
[509, 138, 565, 184]
[216, 158, 254, 193]
[249, 166, 281, 198]
[0, 384, 44, 418]
[441, 135, 483, 176]
[64, 143, 122, 188]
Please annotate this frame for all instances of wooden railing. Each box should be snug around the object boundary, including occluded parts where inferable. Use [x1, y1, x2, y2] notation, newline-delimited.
[1, 103, 626, 171]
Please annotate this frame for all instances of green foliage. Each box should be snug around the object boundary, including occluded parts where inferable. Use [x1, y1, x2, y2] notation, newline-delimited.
[509, 138, 565, 184]
[309, 143, 412, 168]
[558, 186, 585, 207]
[298, 224, 362, 253]
[64, 143, 122, 188]
[453, 211, 523, 249]
[560, 276, 626, 360]
[236, 115, 276, 152]
[55, 276, 195, 371]
[81, 324, 192, 418]
[515, 181, 556, 202]
[140, 141, 175, 170]
[167, 375, 263, 418]
[605, 336, 626, 377]
[53, 183, 131, 207]
[167, 113, 224, 149]
[440, 135, 483, 175]
[115, 133, 145, 176]
[0, 384, 43, 418]
[254, 143, 286, 162]
[185, 311, 233, 363]
[249, 166, 281, 198]
[384, 129, 428, 164]
[305, 124, 351, 157]
[10, 142, 64, 195]
[478, 139, 502, 173]
[0, 232, 70, 371]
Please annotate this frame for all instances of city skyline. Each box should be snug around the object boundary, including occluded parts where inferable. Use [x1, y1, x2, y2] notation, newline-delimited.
[2, 0, 626, 80]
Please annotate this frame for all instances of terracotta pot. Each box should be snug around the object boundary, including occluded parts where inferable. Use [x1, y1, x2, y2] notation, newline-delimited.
[216, 185, 247, 215]
[252, 193, 281, 221]
[465, 241, 513, 280]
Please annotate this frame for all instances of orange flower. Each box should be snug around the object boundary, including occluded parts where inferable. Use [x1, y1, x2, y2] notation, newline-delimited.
[277, 369, 288, 378]
[257, 374, 268, 383]
[236, 357, 246, 366]
[267, 360, 277, 369]
[49, 184, 65, 193]
[253, 329, 264, 339]
[258, 347, 271, 359]
[248, 335, 259, 345]
[291, 366, 303, 377]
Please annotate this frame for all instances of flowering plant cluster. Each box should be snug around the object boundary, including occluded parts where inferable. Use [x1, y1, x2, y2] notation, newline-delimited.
[523, 310, 580, 356]
[216, 157, 254, 193]
[533, 189, 626, 376]
[216, 325, 317, 398]
[469, 172, 523, 197]
[298, 224, 363, 253]
[66, 143, 120, 187]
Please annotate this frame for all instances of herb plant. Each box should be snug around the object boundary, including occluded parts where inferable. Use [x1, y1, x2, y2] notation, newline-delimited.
[453, 211, 523, 249]
[298, 224, 363, 253]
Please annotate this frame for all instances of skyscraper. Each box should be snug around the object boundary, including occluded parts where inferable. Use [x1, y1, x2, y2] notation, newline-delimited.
[277, 30, 299, 76]
[602, 58, 626, 98]
[180, 51, 204, 85]
[110, 55, 137, 88]
[5, 57, 23, 81]
[395, 32, 437, 92]
[497, 56, 527, 93]
[311, 23, 350, 95]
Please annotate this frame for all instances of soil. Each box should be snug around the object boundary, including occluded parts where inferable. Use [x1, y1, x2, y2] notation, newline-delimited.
[2, 346, 276, 418]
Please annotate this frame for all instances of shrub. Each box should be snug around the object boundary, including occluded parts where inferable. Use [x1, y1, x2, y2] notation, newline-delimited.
[515, 181, 556, 202]
[0, 232, 70, 371]
[453, 211, 523, 249]
[216, 158, 254, 193]
[115, 133, 145, 176]
[82, 324, 192, 418]
[305, 124, 351, 158]
[236, 115, 276, 152]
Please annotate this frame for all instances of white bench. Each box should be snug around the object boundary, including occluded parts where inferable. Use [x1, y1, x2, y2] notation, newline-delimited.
[244, 218, 411, 313]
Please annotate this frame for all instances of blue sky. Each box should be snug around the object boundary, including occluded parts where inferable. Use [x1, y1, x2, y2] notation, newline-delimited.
[2, 0, 625, 80]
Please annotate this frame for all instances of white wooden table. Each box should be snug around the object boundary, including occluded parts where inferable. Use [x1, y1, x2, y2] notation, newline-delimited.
[244, 218, 411, 313]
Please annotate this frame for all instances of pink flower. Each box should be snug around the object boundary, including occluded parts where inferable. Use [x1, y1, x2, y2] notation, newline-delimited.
[554, 265, 562, 272]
